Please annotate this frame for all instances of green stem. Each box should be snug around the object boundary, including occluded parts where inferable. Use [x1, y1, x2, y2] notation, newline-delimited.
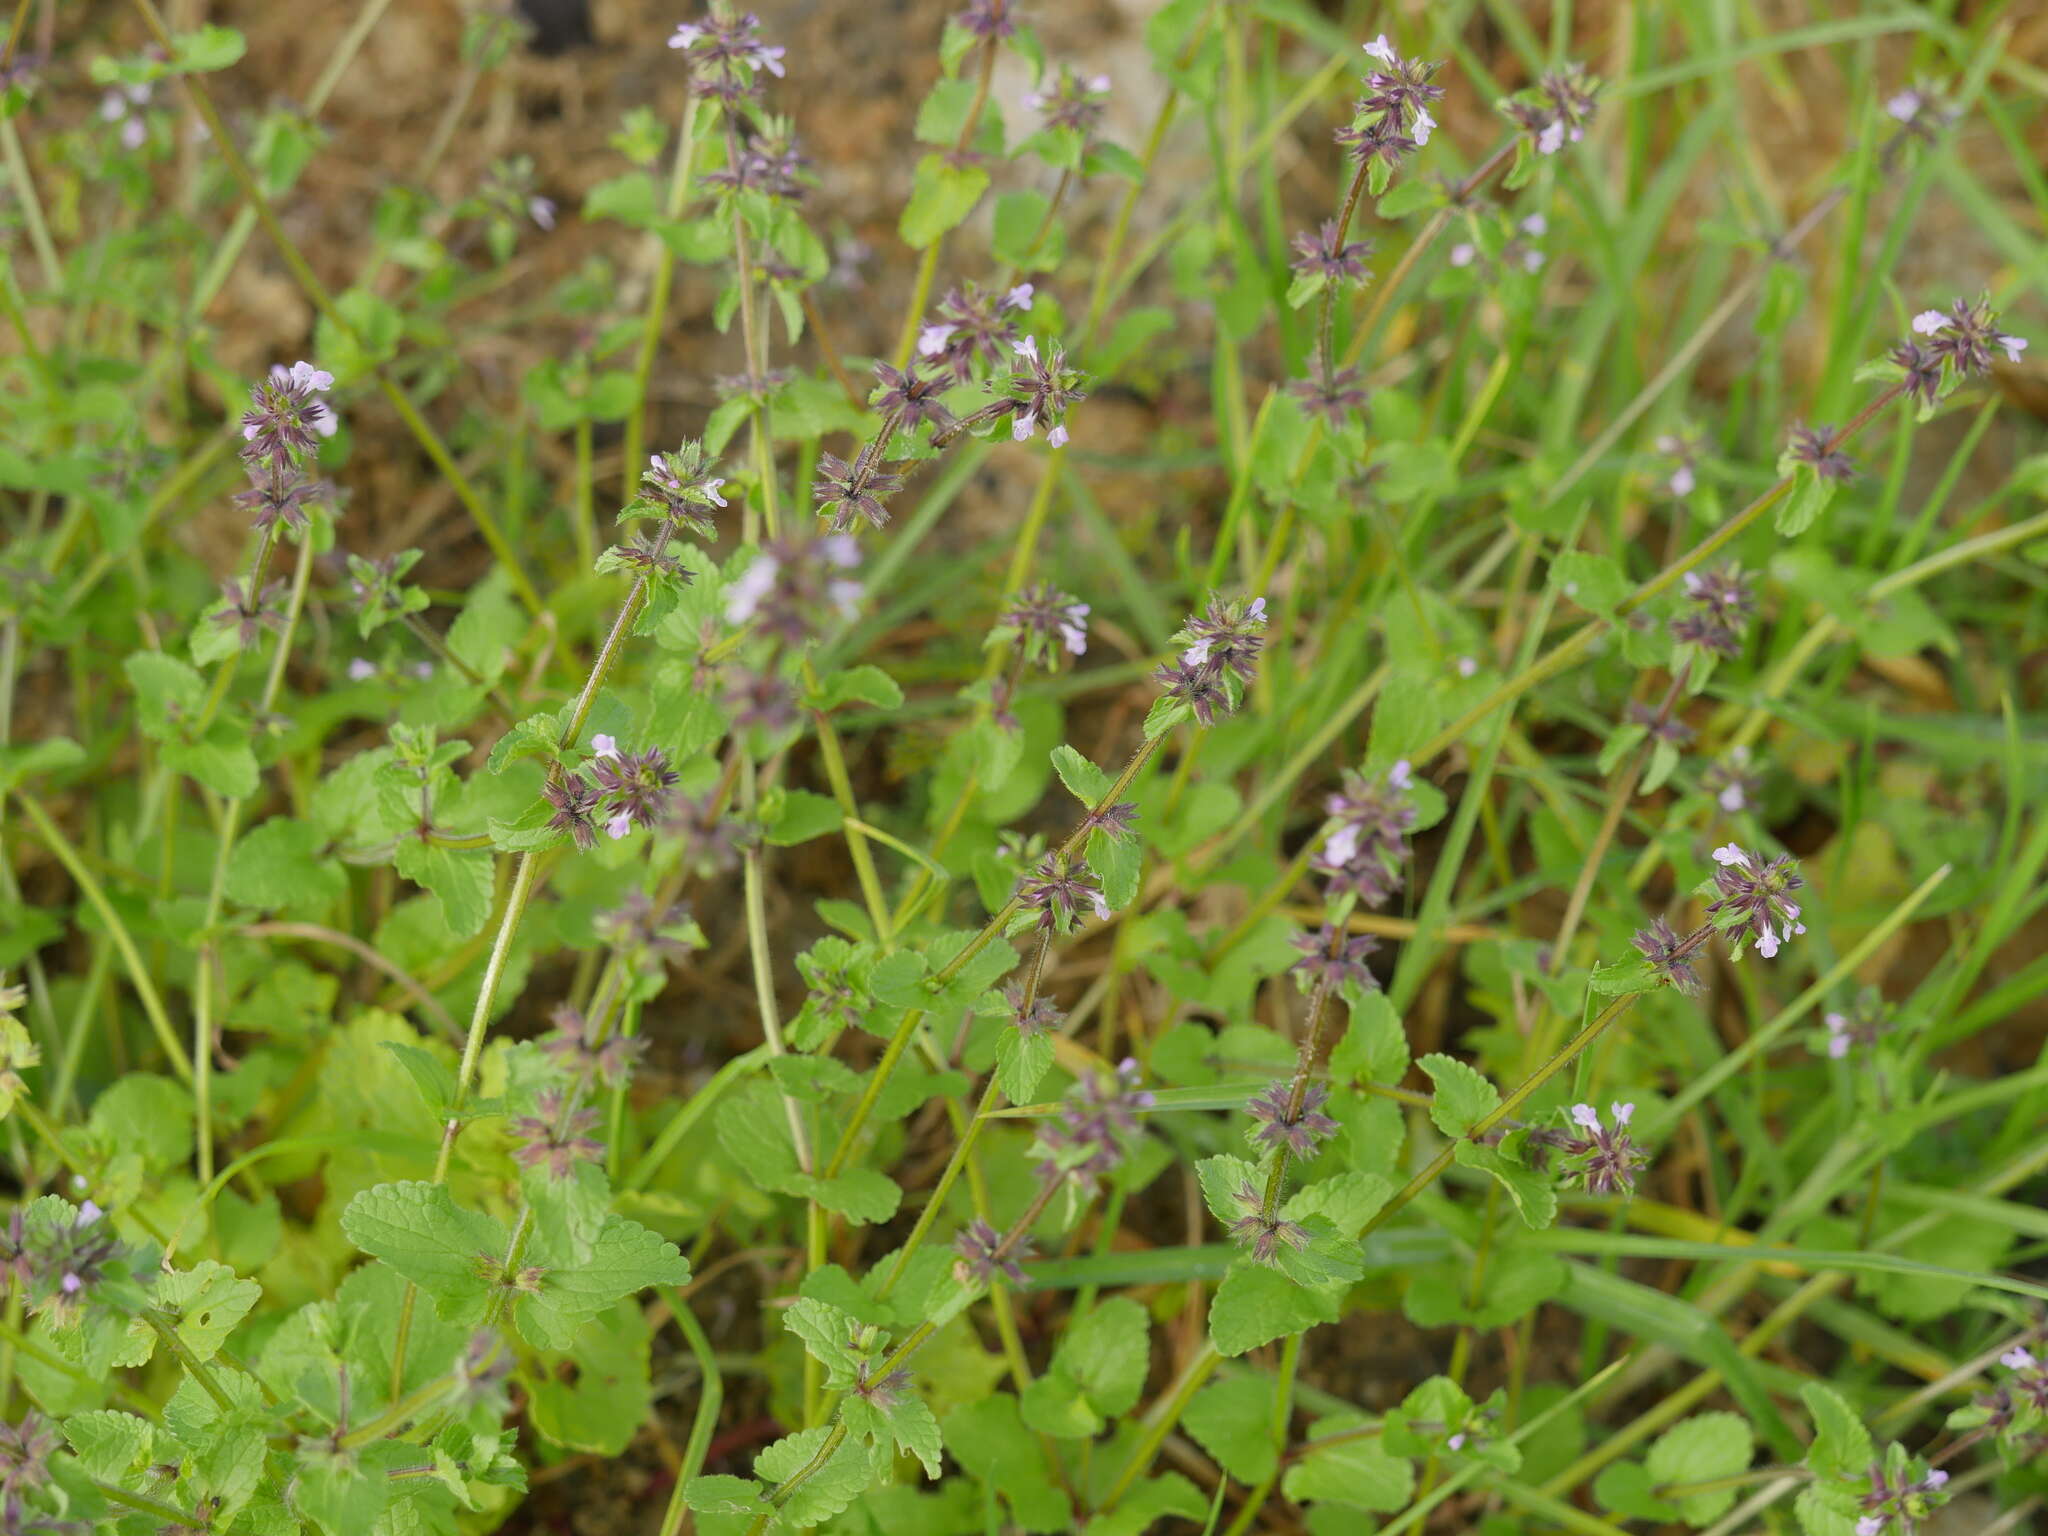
[655, 1293, 725, 1536]
[1361, 992, 1645, 1243]
[8, 793, 192, 1084]
[1099, 1342, 1222, 1512]
[126, 0, 541, 615]
[624, 94, 704, 489]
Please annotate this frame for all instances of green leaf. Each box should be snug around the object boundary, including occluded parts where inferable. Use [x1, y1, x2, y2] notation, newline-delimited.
[61, 1410, 153, 1480]
[754, 1425, 876, 1528]
[790, 1167, 902, 1226]
[1454, 1140, 1559, 1230]
[900, 154, 989, 248]
[391, 840, 494, 938]
[340, 1181, 504, 1325]
[1419, 1053, 1499, 1137]
[226, 818, 345, 913]
[524, 1301, 654, 1455]
[164, 727, 261, 799]
[810, 664, 903, 713]
[1195, 1154, 1258, 1226]
[1049, 743, 1113, 804]
[782, 1297, 864, 1380]
[1210, 1258, 1341, 1356]
[762, 787, 843, 846]
[1774, 469, 1835, 538]
[1799, 1383, 1873, 1479]
[1282, 1414, 1415, 1511]
[1646, 1412, 1754, 1525]
[0, 737, 84, 794]
[1553, 550, 1630, 614]
[1184, 1376, 1277, 1484]
[514, 1214, 691, 1351]
[152, 1259, 260, 1363]
[996, 1028, 1054, 1103]
[1082, 1473, 1204, 1535]
[944, 1395, 1074, 1532]
[1377, 178, 1437, 217]
[683, 1475, 768, 1515]
[170, 24, 246, 72]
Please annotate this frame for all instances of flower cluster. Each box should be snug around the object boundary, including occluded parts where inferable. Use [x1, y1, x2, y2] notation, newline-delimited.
[1288, 923, 1380, 994]
[1701, 745, 1761, 813]
[1031, 1058, 1152, 1189]
[1911, 296, 2027, 379]
[509, 1090, 605, 1180]
[1335, 35, 1442, 184]
[0, 1199, 127, 1323]
[0, 1412, 56, 1501]
[1630, 916, 1706, 996]
[1152, 595, 1268, 729]
[996, 337, 1087, 446]
[1705, 844, 1806, 960]
[991, 582, 1089, 672]
[1290, 220, 1373, 286]
[1498, 63, 1600, 155]
[1852, 1461, 1949, 1536]
[1668, 563, 1755, 659]
[544, 737, 679, 850]
[1004, 980, 1064, 1039]
[724, 535, 863, 641]
[813, 449, 905, 533]
[1311, 760, 1418, 908]
[1288, 362, 1370, 426]
[541, 1002, 647, 1089]
[1654, 430, 1702, 499]
[1025, 66, 1111, 136]
[240, 361, 338, 474]
[1015, 855, 1110, 934]
[871, 361, 953, 433]
[1225, 1181, 1311, 1264]
[667, 12, 785, 106]
[952, 1217, 1029, 1287]
[1550, 1102, 1644, 1197]
[1784, 422, 1856, 483]
[704, 121, 809, 201]
[627, 445, 728, 541]
[918, 281, 1034, 383]
[1821, 991, 1891, 1061]
[1246, 1080, 1340, 1161]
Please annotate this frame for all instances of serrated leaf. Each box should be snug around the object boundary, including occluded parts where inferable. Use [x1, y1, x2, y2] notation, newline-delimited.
[392, 840, 494, 938]
[1049, 743, 1113, 804]
[1419, 1053, 1499, 1137]
[340, 1181, 504, 1325]
[1184, 1376, 1277, 1483]
[996, 1028, 1054, 1103]
[1799, 1383, 1873, 1479]
[1196, 1154, 1258, 1226]
[1454, 1140, 1558, 1230]
[514, 1215, 691, 1351]
[1646, 1412, 1754, 1524]
[226, 818, 346, 913]
[1283, 1415, 1414, 1511]
[900, 154, 988, 248]
[1209, 1258, 1341, 1356]
[152, 1259, 261, 1362]
[61, 1410, 153, 1480]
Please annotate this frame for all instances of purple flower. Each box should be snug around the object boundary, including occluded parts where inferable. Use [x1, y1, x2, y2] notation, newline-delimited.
[999, 336, 1087, 447]
[634, 447, 728, 539]
[1289, 924, 1381, 994]
[541, 1001, 647, 1090]
[1912, 296, 2027, 375]
[1359, 36, 1444, 141]
[591, 746, 679, 837]
[1335, 113, 1418, 174]
[723, 667, 798, 733]
[1631, 917, 1705, 997]
[1032, 1058, 1152, 1188]
[1287, 362, 1370, 425]
[1887, 340, 1944, 410]
[705, 128, 809, 201]
[1247, 1080, 1340, 1161]
[0, 1412, 57, 1498]
[1785, 422, 1856, 483]
[994, 582, 1090, 669]
[813, 451, 905, 533]
[100, 82, 151, 150]
[954, 0, 1016, 41]
[953, 1217, 1030, 1287]
[239, 361, 337, 471]
[661, 790, 746, 874]
[1225, 1178, 1313, 1265]
[1025, 66, 1111, 136]
[1079, 800, 1138, 844]
[724, 536, 863, 641]
[232, 463, 327, 534]
[1701, 746, 1761, 813]
[871, 361, 955, 433]
[917, 281, 1034, 383]
[1004, 981, 1064, 1039]
[1017, 855, 1110, 933]
[1819, 992, 1889, 1062]
[1498, 64, 1600, 155]
[1311, 762, 1417, 908]
[544, 774, 603, 851]
[1177, 594, 1267, 683]
[1291, 219, 1375, 285]
[1654, 431, 1701, 499]
[211, 577, 289, 648]
[1854, 1460, 1952, 1534]
[509, 1090, 605, 1179]
[1669, 563, 1756, 658]
[1152, 660, 1230, 727]
[1540, 1105, 1646, 1204]
[1881, 81, 1956, 151]
[1706, 845, 1806, 959]
[667, 12, 785, 104]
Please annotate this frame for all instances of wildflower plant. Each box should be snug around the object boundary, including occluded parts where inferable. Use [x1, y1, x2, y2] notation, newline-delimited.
[1, 4, 2045, 1536]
